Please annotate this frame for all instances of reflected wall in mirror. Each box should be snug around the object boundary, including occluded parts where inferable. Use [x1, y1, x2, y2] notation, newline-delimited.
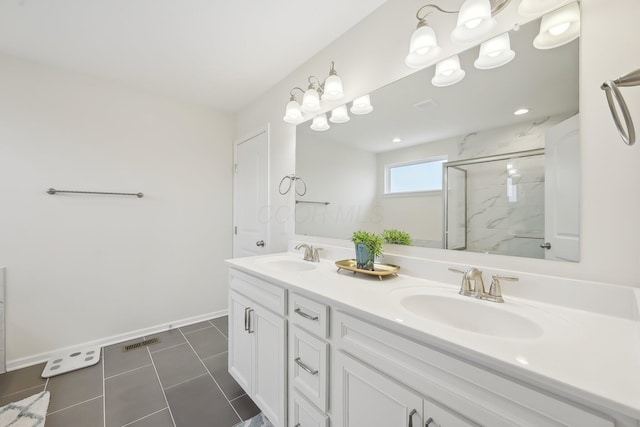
[295, 18, 579, 261]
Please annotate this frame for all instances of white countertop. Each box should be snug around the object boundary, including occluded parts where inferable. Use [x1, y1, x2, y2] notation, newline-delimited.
[226, 252, 640, 420]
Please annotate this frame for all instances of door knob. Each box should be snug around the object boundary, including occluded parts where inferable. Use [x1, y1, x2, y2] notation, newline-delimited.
[256, 240, 265, 247]
[540, 242, 551, 249]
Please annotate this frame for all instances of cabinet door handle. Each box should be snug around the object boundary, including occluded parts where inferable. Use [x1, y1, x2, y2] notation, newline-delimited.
[247, 309, 254, 333]
[244, 307, 250, 332]
[425, 417, 434, 426]
[294, 308, 319, 321]
[294, 357, 318, 375]
[408, 409, 417, 427]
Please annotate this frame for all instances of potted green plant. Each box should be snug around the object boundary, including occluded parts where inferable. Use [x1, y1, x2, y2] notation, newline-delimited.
[382, 229, 412, 246]
[351, 231, 383, 271]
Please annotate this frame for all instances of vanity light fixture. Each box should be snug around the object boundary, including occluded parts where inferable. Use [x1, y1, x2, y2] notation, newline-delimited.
[432, 55, 466, 87]
[450, 0, 497, 45]
[533, 2, 580, 50]
[406, 0, 511, 66]
[329, 105, 350, 123]
[350, 94, 374, 115]
[283, 87, 306, 124]
[283, 61, 345, 122]
[474, 32, 515, 69]
[310, 114, 330, 131]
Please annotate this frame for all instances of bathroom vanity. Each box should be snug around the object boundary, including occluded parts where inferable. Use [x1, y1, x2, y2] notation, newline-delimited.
[226, 250, 640, 427]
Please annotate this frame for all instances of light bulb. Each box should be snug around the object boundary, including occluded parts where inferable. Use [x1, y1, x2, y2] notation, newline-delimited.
[350, 94, 374, 115]
[310, 114, 330, 131]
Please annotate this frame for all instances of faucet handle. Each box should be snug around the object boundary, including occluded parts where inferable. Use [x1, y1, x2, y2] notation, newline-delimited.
[312, 247, 323, 262]
[487, 274, 519, 303]
[449, 267, 473, 296]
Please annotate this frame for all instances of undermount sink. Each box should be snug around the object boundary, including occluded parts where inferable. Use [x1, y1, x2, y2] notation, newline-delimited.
[400, 294, 544, 339]
[260, 258, 317, 272]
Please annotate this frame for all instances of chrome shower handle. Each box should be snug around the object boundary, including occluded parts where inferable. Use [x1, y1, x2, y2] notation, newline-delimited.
[601, 80, 636, 146]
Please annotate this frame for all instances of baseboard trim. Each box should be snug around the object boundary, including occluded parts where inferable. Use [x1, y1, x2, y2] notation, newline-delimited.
[5, 310, 228, 372]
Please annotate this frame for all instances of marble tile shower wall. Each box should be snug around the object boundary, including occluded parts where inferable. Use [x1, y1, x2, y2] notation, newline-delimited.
[465, 156, 545, 258]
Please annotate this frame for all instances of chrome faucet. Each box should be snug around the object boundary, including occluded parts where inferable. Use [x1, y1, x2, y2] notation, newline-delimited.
[449, 268, 518, 303]
[295, 243, 322, 262]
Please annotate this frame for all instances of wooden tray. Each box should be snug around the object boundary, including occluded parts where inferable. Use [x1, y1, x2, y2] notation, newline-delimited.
[335, 259, 400, 280]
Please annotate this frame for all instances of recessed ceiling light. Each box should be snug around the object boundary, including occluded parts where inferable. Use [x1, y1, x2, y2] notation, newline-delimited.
[392, 137, 402, 143]
[514, 108, 530, 116]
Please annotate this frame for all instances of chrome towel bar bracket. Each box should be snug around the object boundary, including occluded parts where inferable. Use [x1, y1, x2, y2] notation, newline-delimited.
[47, 188, 144, 198]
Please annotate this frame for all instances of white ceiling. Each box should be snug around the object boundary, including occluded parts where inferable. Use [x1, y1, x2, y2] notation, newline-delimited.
[0, 0, 387, 111]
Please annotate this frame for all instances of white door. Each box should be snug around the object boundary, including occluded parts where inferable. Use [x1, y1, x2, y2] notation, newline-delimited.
[544, 114, 580, 261]
[233, 128, 269, 258]
[333, 351, 423, 427]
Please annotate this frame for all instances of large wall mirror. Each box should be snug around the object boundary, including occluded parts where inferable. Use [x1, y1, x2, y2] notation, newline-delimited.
[295, 17, 579, 262]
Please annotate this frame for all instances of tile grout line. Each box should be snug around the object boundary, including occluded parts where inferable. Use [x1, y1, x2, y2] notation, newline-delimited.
[104, 363, 153, 381]
[120, 407, 170, 427]
[177, 328, 243, 423]
[1, 383, 46, 402]
[145, 342, 178, 427]
[209, 321, 228, 339]
[162, 373, 209, 392]
[149, 342, 188, 355]
[181, 324, 215, 336]
[46, 395, 103, 417]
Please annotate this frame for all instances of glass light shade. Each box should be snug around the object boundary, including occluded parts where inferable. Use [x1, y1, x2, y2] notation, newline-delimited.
[451, 0, 496, 45]
[405, 24, 442, 69]
[350, 94, 374, 115]
[474, 33, 516, 69]
[301, 87, 321, 113]
[329, 105, 350, 123]
[431, 55, 466, 87]
[533, 2, 580, 50]
[322, 74, 345, 101]
[518, 0, 566, 17]
[283, 99, 304, 124]
[310, 114, 330, 131]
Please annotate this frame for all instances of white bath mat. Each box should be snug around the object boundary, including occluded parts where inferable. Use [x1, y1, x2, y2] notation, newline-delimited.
[233, 413, 274, 427]
[41, 346, 101, 378]
[0, 391, 49, 426]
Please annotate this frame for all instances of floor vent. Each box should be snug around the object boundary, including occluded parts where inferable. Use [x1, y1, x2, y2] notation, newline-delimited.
[122, 337, 160, 352]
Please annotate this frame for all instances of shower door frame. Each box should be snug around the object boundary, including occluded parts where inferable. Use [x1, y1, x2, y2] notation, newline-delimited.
[442, 148, 546, 250]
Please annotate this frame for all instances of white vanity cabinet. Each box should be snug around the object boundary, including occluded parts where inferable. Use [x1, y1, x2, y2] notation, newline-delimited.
[333, 311, 614, 427]
[228, 270, 287, 427]
[334, 351, 476, 427]
[289, 292, 331, 425]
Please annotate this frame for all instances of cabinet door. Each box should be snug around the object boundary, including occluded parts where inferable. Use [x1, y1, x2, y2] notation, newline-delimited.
[334, 351, 423, 427]
[252, 303, 287, 427]
[228, 291, 253, 394]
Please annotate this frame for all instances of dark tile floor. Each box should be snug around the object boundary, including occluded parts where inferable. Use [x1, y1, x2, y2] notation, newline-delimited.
[0, 316, 260, 427]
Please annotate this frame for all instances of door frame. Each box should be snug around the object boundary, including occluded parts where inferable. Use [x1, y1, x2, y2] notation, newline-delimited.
[232, 124, 271, 257]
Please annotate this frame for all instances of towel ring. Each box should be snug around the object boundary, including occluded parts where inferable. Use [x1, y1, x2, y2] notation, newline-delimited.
[278, 175, 307, 196]
[601, 80, 636, 146]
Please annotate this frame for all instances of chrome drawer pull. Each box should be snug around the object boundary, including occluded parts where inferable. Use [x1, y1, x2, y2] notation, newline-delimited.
[408, 409, 417, 427]
[294, 308, 319, 321]
[247, 309, 254, 334]
[244, 307, 250, 332]
[425, 417, 434, 426]
[294, 357, 318, 375]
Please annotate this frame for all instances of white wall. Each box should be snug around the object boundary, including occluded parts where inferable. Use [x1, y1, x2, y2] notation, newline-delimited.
[296, 135, 378, 238]
[0, 54, 234, 366]
[235, 0, 640, 287]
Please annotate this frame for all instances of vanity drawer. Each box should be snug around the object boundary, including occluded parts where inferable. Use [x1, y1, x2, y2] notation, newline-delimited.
[290, 325, 329, 411]
[229, 269, 287, 315]
[290, 292, 329, 338]
[292, 390, 329, 427]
